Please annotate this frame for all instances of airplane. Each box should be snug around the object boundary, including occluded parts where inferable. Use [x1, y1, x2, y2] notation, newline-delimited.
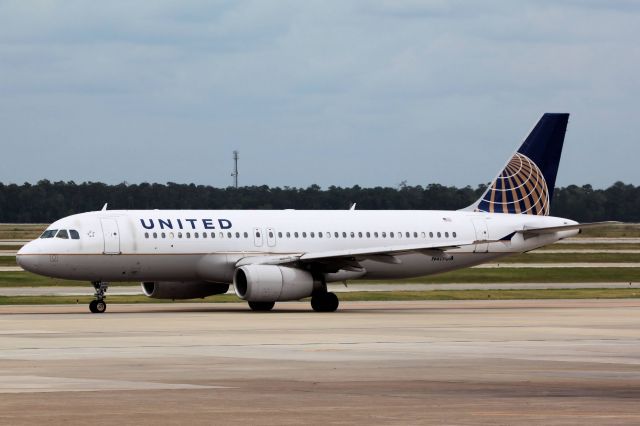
[16, 113, 614, 313]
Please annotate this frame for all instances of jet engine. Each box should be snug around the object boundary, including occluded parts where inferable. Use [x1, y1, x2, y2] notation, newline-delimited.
[234, 265, 316, 302]
[141, 281, 229, 300]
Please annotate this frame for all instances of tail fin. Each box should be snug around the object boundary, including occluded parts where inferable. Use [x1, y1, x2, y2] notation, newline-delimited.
[466, 113, 569, 215]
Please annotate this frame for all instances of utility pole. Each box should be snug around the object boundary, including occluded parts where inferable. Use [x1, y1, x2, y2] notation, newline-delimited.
[231, 150, 239, 188]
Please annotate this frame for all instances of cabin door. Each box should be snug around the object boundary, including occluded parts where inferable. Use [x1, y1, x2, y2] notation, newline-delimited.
[101, 218, 121, 254]
[471, 218, 489, 253]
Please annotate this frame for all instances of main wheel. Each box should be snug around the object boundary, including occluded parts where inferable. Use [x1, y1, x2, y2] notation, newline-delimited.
[311, 292, 339, 312]
[248, 301, 275, 311]
[89, 300, 107, 314]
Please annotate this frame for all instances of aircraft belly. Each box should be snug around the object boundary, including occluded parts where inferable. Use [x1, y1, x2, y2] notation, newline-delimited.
[360, 252, 507, 280]
[50, 254, 205, 282]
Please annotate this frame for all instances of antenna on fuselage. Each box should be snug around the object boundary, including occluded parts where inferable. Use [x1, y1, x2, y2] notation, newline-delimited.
[231, 150, 239, 188]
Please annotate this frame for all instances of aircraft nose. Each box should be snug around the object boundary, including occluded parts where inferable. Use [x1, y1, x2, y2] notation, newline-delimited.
[16, 241, 41, 272]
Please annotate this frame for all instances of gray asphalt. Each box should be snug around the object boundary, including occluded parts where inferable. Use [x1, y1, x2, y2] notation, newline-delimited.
[1, 300, 638, 424]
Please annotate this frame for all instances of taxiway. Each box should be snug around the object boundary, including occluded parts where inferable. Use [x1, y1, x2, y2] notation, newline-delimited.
[0, 300, 639, 424]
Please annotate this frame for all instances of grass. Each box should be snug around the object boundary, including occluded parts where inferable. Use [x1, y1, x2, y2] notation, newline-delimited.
[0, 272, 137, 287]
[0, 267, 638, 288]
[359, 267, 640, 284]
[1, 288, 639, 305]
[498, 252, 640, 263]
[537, 243, 640, 251]
[0, 257, 16, 266]
[577, 223, 640, 238]
[0, 224, 47, 240]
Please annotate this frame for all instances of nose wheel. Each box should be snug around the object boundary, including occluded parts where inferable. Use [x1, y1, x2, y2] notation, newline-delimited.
[89, 281, 109, 313]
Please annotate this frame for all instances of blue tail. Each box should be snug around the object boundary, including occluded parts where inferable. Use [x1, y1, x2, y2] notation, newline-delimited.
[467, 113, 569, 215]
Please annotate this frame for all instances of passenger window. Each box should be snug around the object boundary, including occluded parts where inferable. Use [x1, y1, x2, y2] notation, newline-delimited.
[429, 232, 434, 238]
[177, 232, 182, 238]
[294, 232, 299, 238]
[413, 232, 418, 238]
[437, 232, 441, 238]
[278, 232, 283, 238]
[227, 232, 232, 238]
[286, 232, 291, 238]
[202, 232, 206, 238]
[318, 232, 323, 238]
[186, 232, 191, 238]
[154, 232, 158, 239]
[445, 232, 449, 238]
[302, 232, 307, 238]
[219, 232, 224, 238]
[161, 232, 166, 238]
[358, 232, 362, 238]
[244, 232, 249, 238]
[374, 232, 379, 238]
[310, 232, 314, 238]
[326, 232, 331, 238]
[194, 232, 199, 238]
[366, 232, 371, 238]
[236, 232, 241, 238]
[211, 232, 215, 238]
[421, 232, 426, 238]
[453, 232, 457, 238]
[342, 232, 347, 238]
[382, 232, 386, 238]
[350, 232, 355, 238]
[405, 232, 410, 238]
[69, 230, 80, 239]
[334, 232, 339, 238]
[145, 232, 149, 239]
[390, 232, 394, 238]
[397, 232, 402, 239]
[56, 230, 69, 239]
[169, 232, 174, 239]
[268, 231, 273, 238]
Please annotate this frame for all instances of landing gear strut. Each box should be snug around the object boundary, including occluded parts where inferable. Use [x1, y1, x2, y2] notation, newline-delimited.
[311, 292, 339, 312]
[89, 281, 108, 313]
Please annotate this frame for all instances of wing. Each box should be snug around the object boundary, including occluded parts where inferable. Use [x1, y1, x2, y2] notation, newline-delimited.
[235, 239, 488, 272]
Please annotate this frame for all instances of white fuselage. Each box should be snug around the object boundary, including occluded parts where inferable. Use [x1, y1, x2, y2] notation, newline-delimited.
[16, 209, 578, 283]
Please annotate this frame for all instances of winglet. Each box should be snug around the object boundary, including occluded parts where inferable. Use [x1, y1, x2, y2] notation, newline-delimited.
[101, 203, 108, 211]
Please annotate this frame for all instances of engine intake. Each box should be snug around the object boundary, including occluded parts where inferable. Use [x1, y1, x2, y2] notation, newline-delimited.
[141, 281, 229, 300]
[234, 265, 315, 302]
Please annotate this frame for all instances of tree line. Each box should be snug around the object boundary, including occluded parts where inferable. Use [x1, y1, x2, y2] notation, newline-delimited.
[0, 180, 638, 223]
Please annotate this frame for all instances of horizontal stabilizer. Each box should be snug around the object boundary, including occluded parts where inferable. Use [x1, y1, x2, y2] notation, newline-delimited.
[520, 221, 620, 236]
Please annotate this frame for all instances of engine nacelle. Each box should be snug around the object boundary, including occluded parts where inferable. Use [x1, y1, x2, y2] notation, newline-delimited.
[141, 281, 229, 300]
[234, 265, 315, 302]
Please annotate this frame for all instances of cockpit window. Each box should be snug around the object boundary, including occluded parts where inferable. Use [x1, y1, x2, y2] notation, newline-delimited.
[40, 230, 58, 239]
[56, 230, 69, 239]
[69, 230, 80, 240]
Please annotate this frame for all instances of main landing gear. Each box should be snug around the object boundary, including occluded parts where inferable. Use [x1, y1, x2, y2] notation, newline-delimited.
[311, 292, 339, 312]
[248, 301, 275, 311]
[89, 281, 108, 313]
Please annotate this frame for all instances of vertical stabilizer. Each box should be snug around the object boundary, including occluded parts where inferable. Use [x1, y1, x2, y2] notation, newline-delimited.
[466, 113, 569, 215]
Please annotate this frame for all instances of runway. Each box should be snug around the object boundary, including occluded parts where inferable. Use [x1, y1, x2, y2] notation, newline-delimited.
[1, 300, 639, 425]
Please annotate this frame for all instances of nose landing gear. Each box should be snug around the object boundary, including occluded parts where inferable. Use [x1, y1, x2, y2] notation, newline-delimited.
[89, 281, 109, 313]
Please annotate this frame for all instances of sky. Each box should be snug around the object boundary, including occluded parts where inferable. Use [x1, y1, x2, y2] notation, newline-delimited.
[1, 0, 638, 189]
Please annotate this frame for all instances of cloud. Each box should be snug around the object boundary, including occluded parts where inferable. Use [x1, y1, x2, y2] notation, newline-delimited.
[0, 1, 638, 188]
